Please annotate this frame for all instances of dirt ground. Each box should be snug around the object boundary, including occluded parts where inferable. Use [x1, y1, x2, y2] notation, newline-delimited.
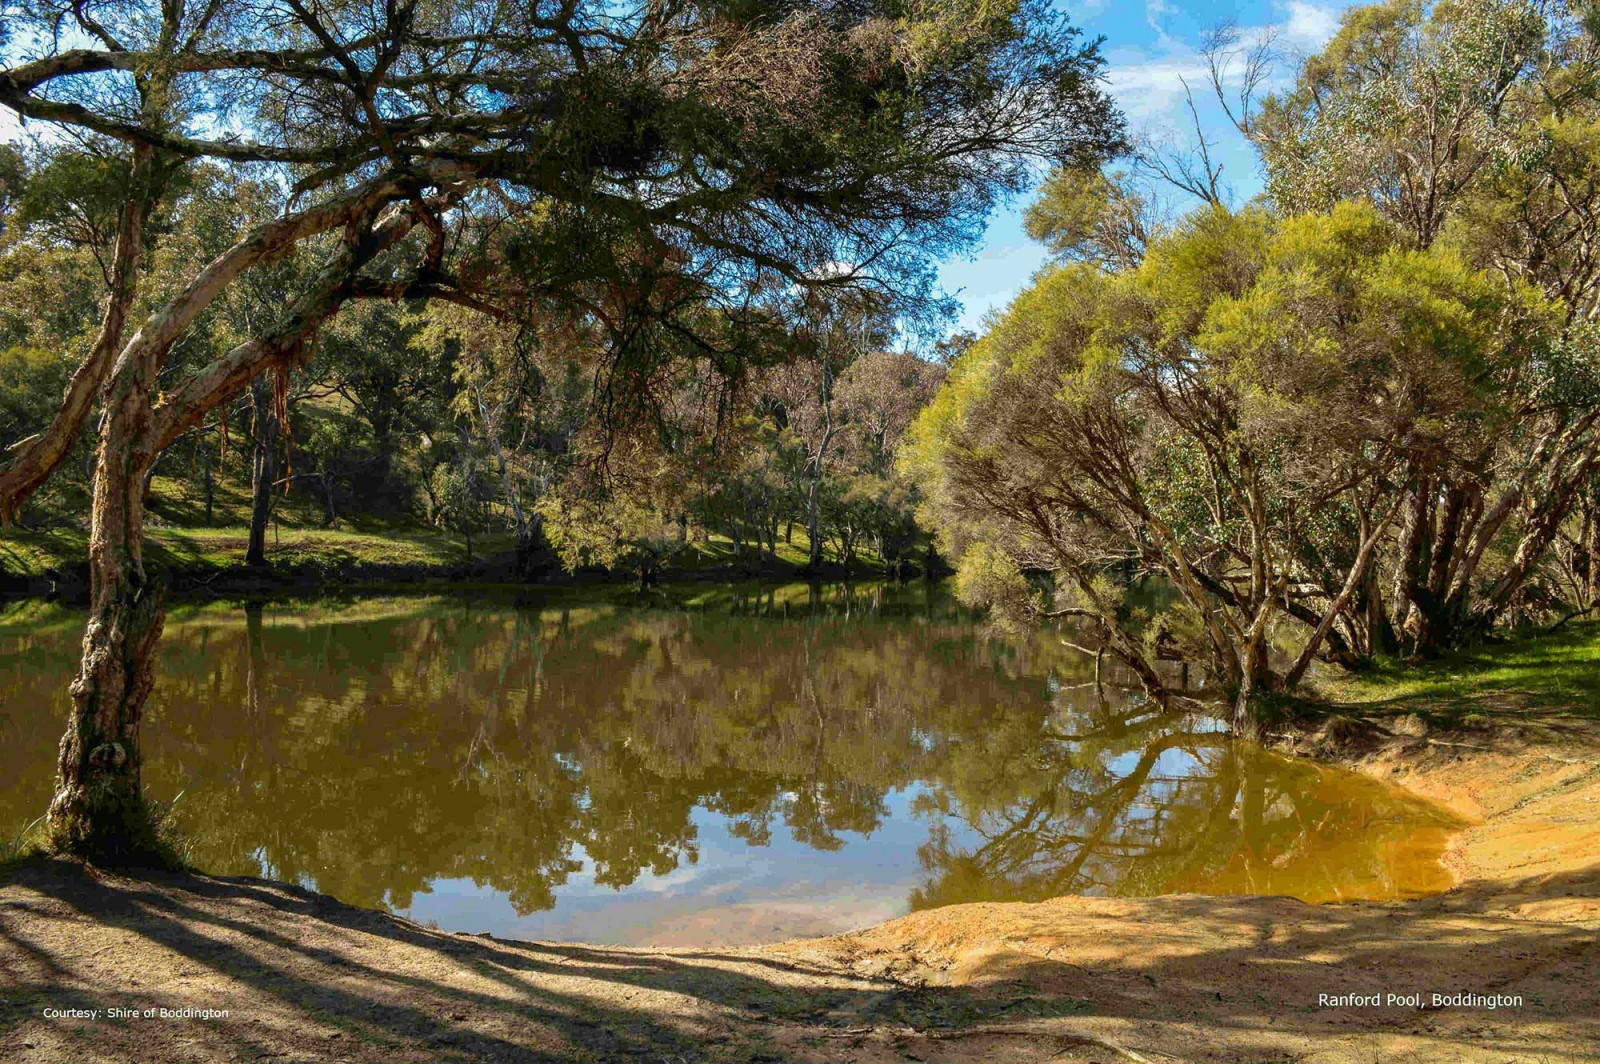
[2, 716, 1597, 1064]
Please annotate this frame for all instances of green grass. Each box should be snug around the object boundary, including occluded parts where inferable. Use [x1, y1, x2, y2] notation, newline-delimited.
[0, 522, 887, 586]
[3, 468, 529, 580]
[0, 528, 77, 580]
[0, 524, 509, 583]
[144, 471, 455, 536]
[146, 526, 506, 571]
[0, 814, 47, 871]
[3, 469, 508, 584]
[1313, 621, 1600, 726]
[665, 529, 904, 575]
[3, 471, 915, 586]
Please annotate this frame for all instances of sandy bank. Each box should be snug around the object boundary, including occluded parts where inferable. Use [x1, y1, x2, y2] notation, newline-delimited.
[2, 715, 1597, 1064]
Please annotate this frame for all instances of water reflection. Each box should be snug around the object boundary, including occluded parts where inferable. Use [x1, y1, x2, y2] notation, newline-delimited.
[0, 585, 1458, 945]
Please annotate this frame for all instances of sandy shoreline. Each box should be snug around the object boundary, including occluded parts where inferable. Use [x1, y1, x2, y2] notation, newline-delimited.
[2, 713, 1597, 1063]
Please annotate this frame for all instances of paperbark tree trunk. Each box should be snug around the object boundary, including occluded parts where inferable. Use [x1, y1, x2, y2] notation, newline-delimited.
[1231, 639, 1266, 739]
[47, 293, 168, 859]
[1231, 593, 1280, 739]
[246, 379, 278, 567]
[0, 161, 148, 522]
[46, 481, 168, 864]
[39, 144, 175, 864]
[18, 171, 448, 865]
[805, 352, 837, 573]
[43, 184, 432, 864]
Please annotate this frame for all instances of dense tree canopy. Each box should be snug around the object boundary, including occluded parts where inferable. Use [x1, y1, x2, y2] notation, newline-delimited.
[909, 0, 1600, 727]
[0, 0, 1125, 862]
[907, 202, 1560, 725]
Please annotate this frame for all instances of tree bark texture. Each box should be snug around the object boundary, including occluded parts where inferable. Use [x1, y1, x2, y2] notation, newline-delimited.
[247, 379, 278, 567]
[46, 155, 170, 860]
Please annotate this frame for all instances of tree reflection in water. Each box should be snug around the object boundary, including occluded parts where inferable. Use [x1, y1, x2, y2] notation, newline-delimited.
[910, 713, 1459, 910]
[0, 585, 1457, 942]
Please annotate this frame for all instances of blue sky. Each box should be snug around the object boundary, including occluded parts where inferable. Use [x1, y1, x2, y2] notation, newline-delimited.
[937, 0, 1360, 334]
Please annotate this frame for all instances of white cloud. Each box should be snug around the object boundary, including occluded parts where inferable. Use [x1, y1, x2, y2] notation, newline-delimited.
[1106, 3, 1354, 126]
[1144, 0, 1183, 51]
[0, 106, 20, 144]
[1281, 1, 1342, 51]
[1105, 51, 1214, 123]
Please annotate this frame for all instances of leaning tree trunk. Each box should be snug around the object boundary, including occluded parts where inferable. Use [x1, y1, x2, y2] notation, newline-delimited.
[40, 144, 174, 865]
[46, 344, 168, 864]
[246, 379, 278, 567]
[38, 167, 437, 866]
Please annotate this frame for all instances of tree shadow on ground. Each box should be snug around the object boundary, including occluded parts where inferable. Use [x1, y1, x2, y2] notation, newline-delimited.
[2, 858, 1598, 1063]
[1310, 622, 1600, 727]
[1118, 868, 1600, 1061]
[0, 859, 1091, 1063]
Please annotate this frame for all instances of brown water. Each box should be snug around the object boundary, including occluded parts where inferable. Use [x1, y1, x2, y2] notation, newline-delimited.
[0, 584, 1459, 946]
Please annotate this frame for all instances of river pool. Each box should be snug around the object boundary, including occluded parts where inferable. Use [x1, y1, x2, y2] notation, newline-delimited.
[0, 583, 1459, 946]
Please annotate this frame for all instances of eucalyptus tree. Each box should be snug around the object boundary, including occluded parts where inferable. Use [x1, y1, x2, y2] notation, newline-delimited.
[827, 348, 942, 567]
[1250, 0, 1600, 652]
[0, 0, 1122, 860]
[770, 287, 899, 571]
[905, 203, 1555, 729]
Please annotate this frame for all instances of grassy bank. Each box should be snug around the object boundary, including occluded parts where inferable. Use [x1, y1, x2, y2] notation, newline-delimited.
[0, 524, 498, 577]
[1313, 621, 1600, 725]
[0, 524, 904, 591]
[1, 473, 503, 594]
[2, 520, 909, 603]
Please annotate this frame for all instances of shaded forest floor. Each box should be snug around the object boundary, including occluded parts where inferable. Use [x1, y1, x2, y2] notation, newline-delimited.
[2, 705, 1597, 1063]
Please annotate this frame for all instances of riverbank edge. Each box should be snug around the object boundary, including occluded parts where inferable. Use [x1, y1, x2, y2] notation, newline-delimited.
[0, 546, 949, 604]
[1266, 706, 1600, 915]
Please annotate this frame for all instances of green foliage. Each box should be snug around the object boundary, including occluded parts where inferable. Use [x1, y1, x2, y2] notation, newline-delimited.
[10, 148, 131, 254]
[0, 346, 72, 453]
[0, 144, 23, 236]
[428, 461, 494, 556]
[0, 0, 1124, 567]
[538, 487, 674, 574]
[1024, 166, 1151, 269]
[1256, 0, 1548, 242]
[907, 193, 1553, 712]
[951, 540, 1035, 628]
